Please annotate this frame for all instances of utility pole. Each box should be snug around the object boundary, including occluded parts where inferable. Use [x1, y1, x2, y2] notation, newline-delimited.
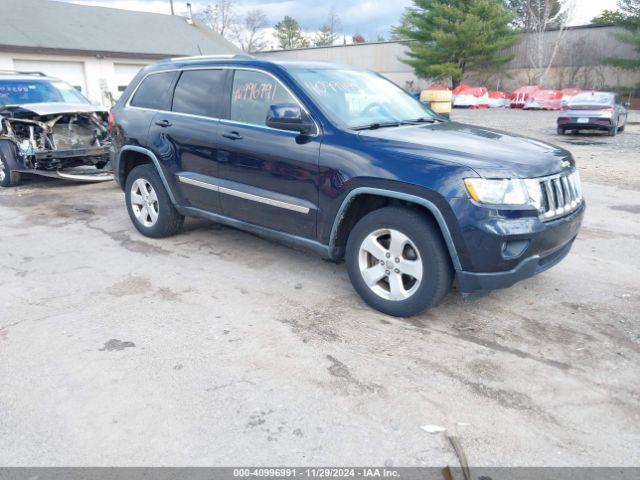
[169, 0, 174, 15]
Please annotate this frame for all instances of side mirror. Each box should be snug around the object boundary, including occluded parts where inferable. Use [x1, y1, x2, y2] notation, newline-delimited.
[266, 103, 314, 134]
[623, 102, 631, 108]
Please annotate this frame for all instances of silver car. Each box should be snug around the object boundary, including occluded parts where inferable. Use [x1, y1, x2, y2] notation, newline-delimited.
[557, 92, 629, 137]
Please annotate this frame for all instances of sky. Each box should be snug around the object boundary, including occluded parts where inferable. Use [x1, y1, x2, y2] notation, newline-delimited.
[57, 0, 620, 44]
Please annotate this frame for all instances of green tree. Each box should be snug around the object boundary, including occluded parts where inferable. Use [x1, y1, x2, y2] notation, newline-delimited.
[393, 0, 518, 87]
[314, 25, 336, 47]
[314, 8, 341, 47]
[591, 9, 624, 25]
[274, 16, 309, 49]
[606, 0, 640, 69]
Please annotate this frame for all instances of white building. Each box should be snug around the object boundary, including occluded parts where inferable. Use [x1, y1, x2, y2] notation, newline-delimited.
[0, 0, 240, 105]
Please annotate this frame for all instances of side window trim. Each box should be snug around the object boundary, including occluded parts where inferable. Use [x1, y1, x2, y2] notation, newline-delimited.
[126, 66, 319, 135]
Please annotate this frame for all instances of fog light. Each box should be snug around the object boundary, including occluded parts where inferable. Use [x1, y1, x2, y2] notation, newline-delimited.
[502, 240, 530, 260]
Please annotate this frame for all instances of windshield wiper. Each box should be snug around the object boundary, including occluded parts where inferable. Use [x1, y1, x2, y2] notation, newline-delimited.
[402, 117, 436, 124]
[352, 121, 401, 131]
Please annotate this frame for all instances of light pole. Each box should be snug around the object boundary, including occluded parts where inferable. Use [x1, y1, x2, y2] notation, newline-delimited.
[169, 0, 174, 15]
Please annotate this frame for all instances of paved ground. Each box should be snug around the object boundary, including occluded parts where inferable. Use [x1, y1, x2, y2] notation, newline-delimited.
[1, 110, 639, 466]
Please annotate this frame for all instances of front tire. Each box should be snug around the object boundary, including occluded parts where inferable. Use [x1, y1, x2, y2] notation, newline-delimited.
[345, 206, 453, 317]
[0, 145, 22, 188]
[125, 164, 184, 238]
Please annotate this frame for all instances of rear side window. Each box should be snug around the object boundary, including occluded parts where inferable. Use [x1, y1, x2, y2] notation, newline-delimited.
[172, 69, 227, 118]
[129, 71, 177, 110]
[230, 70, 297, 126]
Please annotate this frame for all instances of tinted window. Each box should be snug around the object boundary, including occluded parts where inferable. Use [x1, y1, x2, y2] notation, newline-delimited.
[230, 70, 297, 126]
[130, 71, 177, 110]
[172, 69, 227, 118]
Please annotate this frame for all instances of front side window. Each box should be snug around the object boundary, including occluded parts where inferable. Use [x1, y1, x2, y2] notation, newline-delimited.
[230, 70, 298, 127]
[0, 80, 90, 106]
[130, 71, 177, 110]
[290, 68, 436, 129]
[172, 69, 227, 118]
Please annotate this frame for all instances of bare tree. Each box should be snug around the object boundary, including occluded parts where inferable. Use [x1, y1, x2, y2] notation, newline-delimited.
[197, 0, 238, 39]
[314, 7, 342, 47]
[235, 9, 270, 52]
[523, 0, 576, 85]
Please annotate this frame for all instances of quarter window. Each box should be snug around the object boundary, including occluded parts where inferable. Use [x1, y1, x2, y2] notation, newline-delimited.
[230, 70, 298, 127]
[130, 71, 177, 110]
[172, 69, 227, 118]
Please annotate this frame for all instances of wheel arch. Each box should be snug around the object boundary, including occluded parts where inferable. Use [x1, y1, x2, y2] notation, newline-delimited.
[329, 188, 462, 271]
[117, 146, 177, 204]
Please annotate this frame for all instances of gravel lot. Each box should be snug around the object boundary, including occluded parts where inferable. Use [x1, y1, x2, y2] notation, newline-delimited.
[0, 109, 639, 467]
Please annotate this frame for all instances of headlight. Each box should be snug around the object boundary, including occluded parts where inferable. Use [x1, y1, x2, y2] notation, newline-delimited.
[464, 178, 543, 208]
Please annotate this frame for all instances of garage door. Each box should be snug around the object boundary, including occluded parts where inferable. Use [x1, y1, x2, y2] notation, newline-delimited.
[13, 59, 87, 94]
[114, 63, 146, 95]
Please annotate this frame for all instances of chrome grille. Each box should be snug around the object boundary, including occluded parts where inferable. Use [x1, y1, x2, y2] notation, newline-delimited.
[538, 171, 583, 221]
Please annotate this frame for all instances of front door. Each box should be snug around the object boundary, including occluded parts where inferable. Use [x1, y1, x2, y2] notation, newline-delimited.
[216, 69, 320, 239]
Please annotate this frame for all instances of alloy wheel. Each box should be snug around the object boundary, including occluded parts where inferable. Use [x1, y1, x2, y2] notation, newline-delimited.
[358, 228, 423, 301]
[130, 178, 159, 228]
[0, 161, 5, 182]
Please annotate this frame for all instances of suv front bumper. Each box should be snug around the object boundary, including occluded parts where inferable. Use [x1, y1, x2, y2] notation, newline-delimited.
[454, 202, 585, 295]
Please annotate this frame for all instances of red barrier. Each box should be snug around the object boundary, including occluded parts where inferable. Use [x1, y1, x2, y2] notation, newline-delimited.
[510, 86, 541, 108]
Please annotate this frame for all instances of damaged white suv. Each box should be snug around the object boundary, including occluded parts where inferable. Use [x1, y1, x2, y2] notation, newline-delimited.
[0, 71, 112, 187]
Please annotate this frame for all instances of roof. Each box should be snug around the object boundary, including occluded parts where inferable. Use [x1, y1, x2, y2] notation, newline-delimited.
[152, 56, 350, 72]
[0, 0, 241, 58]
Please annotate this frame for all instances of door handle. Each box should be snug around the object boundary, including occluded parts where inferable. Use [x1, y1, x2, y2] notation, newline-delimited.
[222, 131, 243, 140]
[154, 119, 172, 128]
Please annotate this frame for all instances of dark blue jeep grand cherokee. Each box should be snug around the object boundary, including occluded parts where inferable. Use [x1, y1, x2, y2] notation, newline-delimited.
[110, 55, 584, 317]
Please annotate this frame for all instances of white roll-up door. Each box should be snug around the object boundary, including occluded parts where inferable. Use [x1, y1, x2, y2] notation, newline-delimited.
[114, 63, 146, 93]
[13, 59, 87, 94]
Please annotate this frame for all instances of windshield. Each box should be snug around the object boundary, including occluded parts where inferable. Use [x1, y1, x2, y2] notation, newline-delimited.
[0, 79, 90, 106]
[290, 68, 436, 129]
[568, 93, 613, 107]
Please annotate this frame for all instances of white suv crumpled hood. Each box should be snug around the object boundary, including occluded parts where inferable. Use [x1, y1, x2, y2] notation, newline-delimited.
[5, 102, 107, 116]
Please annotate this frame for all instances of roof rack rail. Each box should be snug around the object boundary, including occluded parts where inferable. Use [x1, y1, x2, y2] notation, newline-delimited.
[0, 70, 47, 77]
[170, 53, 254, 61]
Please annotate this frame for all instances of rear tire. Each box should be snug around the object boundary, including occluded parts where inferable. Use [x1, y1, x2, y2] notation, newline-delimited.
[345, 206, 453, 317]
[125, 164, 184, 238]
[557, 127, 564, 135]
[0, 143, 22, 188]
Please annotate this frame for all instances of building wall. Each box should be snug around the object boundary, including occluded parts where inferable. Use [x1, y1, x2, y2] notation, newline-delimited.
[256, 26, 640, 92]
[257, 42, 426, 91]
[0, 51, 154, 105]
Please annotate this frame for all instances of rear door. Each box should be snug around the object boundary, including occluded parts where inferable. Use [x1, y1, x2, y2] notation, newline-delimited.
[148, 68, 230, 213]
[216, 68, 320, 239]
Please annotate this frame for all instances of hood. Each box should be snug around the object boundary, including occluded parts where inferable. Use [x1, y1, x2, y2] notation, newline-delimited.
[359, 121, 574, 178]
[0, 102, 107, 116]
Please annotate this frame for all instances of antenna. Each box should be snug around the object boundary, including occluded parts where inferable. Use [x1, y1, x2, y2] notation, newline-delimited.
[169, 0, 174, 15]
[186, 3, 193, 24]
